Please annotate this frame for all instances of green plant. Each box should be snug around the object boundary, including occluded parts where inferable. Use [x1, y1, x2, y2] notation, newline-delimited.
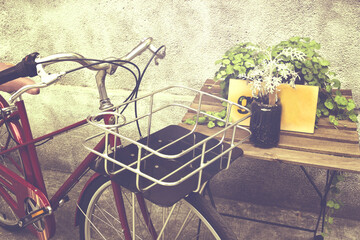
[235, 46, 306, 105]
[322, 172, 344, 237]
[184, 103, 228, 128]
[214, 37, 358, 126]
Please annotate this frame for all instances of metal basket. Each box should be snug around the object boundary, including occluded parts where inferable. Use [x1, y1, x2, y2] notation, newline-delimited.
[83, 85, 251, 205]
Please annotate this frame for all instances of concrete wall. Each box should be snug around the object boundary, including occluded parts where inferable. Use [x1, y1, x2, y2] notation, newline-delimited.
[1, 0, 359, 219]
[1, 0, 359, 98]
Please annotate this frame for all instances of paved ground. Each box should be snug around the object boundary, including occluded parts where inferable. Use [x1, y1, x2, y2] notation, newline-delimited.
[0, 170, 359, 240]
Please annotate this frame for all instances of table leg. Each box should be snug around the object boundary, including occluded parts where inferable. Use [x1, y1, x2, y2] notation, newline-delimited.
[205, 167, 338, 239]
[300, 166, 337, 238]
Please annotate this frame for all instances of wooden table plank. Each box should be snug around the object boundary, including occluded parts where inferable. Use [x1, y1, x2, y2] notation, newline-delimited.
[180, 122, 360, 158]
[182, 79, 360, 173]
[242, 143, 360, 173]
[180, 123, 360, 173]
[278, 134, 360, 158]
[183, 112, 359, 144]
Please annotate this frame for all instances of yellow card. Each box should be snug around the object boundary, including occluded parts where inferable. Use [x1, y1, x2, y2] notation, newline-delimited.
[228, 79, 319, 133]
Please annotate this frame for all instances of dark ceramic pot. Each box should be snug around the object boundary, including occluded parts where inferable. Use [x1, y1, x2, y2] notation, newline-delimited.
[249, 101, 282, 148]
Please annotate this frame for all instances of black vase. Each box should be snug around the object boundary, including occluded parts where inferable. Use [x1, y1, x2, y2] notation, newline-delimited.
[249, 101, 282, 148]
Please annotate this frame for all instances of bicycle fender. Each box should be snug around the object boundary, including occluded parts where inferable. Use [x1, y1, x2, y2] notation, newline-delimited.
[74, 172, 102, 226]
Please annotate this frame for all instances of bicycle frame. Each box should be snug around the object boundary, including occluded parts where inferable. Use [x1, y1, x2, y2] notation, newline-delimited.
[0, 95, 95, 236]
[0, 39, 170, 240]
[0, 96, 158, 240]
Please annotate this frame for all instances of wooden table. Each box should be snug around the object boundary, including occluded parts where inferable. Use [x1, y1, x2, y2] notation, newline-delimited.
[180, 79, 360, 238]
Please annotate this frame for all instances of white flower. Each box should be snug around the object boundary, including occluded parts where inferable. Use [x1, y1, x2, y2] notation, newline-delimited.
[280, 48, 306, 61]
[242, 46, 304, 103]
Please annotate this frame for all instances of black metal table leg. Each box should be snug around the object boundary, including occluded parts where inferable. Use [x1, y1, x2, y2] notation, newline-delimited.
[205, 166, 338, 239]
[300, 166, 337, 238]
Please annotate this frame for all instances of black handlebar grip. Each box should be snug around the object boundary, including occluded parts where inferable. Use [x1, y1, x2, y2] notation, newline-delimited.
[0, 52, 39, 85]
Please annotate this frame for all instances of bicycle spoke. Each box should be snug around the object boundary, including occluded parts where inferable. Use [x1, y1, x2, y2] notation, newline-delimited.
[80, 178, 227, 240]
[92, 203, 123, 237]
[77, 203, 108, 240]
[175, 209, 195, 239]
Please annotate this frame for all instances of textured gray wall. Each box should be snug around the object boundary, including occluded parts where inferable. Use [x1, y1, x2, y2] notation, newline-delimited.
[1, 0, 359, 218]
[0, 0, 359, 98]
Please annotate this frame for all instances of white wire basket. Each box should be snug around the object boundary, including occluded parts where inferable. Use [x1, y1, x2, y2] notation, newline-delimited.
[83, 85, 251, 206]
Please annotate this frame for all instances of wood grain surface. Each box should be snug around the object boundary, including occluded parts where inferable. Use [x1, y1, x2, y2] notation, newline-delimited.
[181, 79, 360, 173]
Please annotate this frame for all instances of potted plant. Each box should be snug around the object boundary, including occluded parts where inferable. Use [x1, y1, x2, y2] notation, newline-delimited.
[235, 46, 306, 148]
[215, 37, 358, 127]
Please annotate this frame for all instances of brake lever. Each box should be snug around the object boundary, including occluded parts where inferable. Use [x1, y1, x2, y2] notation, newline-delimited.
[9, 64, 66, 103]
[36, 64, 66, 85]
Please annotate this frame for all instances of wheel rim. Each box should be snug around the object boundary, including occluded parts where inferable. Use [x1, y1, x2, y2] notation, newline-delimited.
[0, 122, 25, 227]
[83, 180, 221, 240]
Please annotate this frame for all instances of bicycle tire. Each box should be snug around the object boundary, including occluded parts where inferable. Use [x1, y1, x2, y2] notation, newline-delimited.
[0, 98, 26, 231]
[78, 175, 237, 240]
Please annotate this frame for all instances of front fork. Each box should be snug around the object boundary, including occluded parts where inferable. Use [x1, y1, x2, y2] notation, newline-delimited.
[110, 180, 158, 240]
[105, 113, 157, 240]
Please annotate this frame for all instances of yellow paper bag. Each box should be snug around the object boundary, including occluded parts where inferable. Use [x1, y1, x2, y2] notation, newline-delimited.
[228, 79, 319, 133]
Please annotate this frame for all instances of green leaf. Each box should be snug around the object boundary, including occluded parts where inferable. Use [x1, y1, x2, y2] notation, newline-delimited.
[222, 59, 231, 65]
[307, 50, 314, 58]
[301, 68, 309, 74]
[215, 73, 222, 79]
[316, 109, 322, 118]
[347, 100, 356, 111]
[308, 80, 318, 86]
[319, 59, 330, 66]
[218, 109, 227, 118]
[184, 119, 195, 125]
[234, 65, 246, 74]
[215, 59, 222, 65]
[325, 99, 334, 110]
[327, 200, 335, 208]
[312, 56, 319, 63]
[207, 121, 215, 129]
[206, 112, 216, 121]
[217, 121, 225, 127]
[226, 65, 234, 75]
[304, 60, 313, 68]
[294, 61, 302, 69]
[304, 73, 313, 81]
[320, 67, 329, 73]
[321, 108, 329, 116]
[328, 217, 334, 224]
[329, 115, 339, 126]
[244, 59, 255, 68]
[334, 95, 348, 106]
[289, 36, 300, 42]
[325, 85, 332, 93]
[349, 113, 358, 122]
[197, 116, 207, 124]
[334, 203, 340, 210]
[331, 79, 341, 89]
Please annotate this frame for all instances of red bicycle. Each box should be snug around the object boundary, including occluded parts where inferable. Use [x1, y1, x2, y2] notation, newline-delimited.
[0, 38, 250, 240]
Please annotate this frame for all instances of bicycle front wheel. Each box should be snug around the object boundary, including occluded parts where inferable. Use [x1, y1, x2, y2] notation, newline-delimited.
[78, 175, 236, 240]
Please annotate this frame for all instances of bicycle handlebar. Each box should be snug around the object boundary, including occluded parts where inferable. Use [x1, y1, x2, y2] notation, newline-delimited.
[0, 52, 39, 85]
[1, 38, 165, 103]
